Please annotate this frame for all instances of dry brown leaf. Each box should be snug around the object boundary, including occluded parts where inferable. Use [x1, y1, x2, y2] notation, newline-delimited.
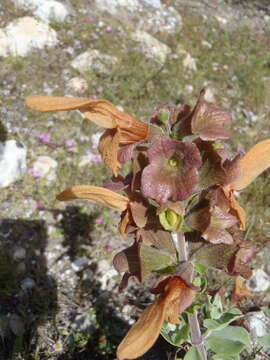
[117, 296, 167, 360]
[232, 139, 270, 191]
[56, 185, 129, 211]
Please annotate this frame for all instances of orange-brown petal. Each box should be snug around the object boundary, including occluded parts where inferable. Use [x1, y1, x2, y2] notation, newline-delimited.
[118, 208, 133, 239]
[232, 139, 270, 191]
[98, 128, 121, 176]
[117, 296, 168, 360]
[56, 185, 129, 211]
[222, 187, 246, 230]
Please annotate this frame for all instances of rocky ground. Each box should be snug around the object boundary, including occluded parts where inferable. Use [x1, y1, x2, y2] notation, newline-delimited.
[0, 0, 270, 359]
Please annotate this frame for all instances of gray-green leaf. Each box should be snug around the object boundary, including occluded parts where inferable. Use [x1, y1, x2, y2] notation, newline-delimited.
[184, 346, 203, 360]
[205, 326, 251, 356]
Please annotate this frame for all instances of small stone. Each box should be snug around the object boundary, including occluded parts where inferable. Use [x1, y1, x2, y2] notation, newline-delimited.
[32, 156, 57, 181]
[17, 262, 26, 273]
[71, 50, 118, 75]
[13, 247, 26, 261]
[244, 311, 270, 343]
[204, 87, 216, 103]
[71, 256, 90, 272]
[183, 53, 197, 71]
[21, 278, 35, 290]
[94, 0, 141, 15]
[82, 268, 94, 281]
[12, 0, 43, 10]
[246, 269, 270, 292]
[0, 140, 27, 188]
[66, 77, 88, 94]
[130, 30, 171, 65]
[71, 313, 92, 333]
[0, 17, 58, 57]
[33, 1, 69, 23]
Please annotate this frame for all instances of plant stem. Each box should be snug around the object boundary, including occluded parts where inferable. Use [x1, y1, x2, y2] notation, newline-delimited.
[173, 232, 208, 360]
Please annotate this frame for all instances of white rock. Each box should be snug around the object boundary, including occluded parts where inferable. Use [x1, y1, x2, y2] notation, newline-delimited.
[204, 87, 216, 103]
[0, 17, 58, 57]
[130, 30, 171, 64]
[91, 132, 103, 150]
[12, 0, 43, 10]
[185, 84, 194, 94]
[247, 269, 270, 292]
[32, 155, 57, 180]
[0, 140, 27, 188]
[183, 53, 197, 71]
[66, 77, 88, 94]
[244, 311, 270, 342]
[143, 0, 161, 8]
[94, 0, 141, 14]
[21, 278, 35, 290]
[143, 6, 182, 35]
[33, 1, 69, 23]
[71, 49, 118, 75]
[71, 256, 90, 272]
[215, 15, 228, 25]
[0, 29, 9, 57]
[13, 247, 26, 261]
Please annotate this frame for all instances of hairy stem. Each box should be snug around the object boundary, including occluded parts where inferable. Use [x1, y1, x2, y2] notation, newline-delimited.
[173, 232, 208, 360]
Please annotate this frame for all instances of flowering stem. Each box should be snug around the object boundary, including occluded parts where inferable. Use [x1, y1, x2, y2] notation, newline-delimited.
[173, 232, 208, 360]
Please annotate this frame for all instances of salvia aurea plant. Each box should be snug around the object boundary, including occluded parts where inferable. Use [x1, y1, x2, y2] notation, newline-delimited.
[26, 90, 270, 360]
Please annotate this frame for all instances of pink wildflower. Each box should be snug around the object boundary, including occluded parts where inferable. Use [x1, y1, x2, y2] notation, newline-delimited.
[37, 133, 51, 144]
[90, 154, 102, 164]
[65, 139, 75, 148]
[106, 26, 113, 32]
[95, 217, 104, 224]
[85, 16, 94, 23]
[36, 202, 45, 210]
[28, 168, 42, 179]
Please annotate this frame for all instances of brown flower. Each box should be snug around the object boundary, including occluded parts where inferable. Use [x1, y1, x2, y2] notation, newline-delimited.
[141, 138, 202, 204]
[26, 96, 149, 176]
[223, 138, 270, 230]
[117, 276, 195, 360]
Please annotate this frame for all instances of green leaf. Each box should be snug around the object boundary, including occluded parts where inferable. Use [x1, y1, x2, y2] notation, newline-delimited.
[203, 309, 242, 331]
[141, 243, 177, 274]
[194, 263, 207, 275]
[184, 346, 203, 360]
[161, 320, 190, 347]
[258, 333, 270, 349]
[211, 355, 240, 360]
[185, 302, 202, 314]
[205, 326, 251, 357]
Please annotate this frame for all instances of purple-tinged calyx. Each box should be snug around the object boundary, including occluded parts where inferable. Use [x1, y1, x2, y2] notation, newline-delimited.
[141, 138, 202, 204]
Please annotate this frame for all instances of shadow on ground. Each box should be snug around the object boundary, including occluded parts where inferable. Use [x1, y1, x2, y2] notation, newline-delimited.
[0, 218, 57, 360]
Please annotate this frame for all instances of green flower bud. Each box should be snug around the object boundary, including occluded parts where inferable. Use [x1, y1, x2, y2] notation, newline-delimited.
[157, 109, 170, 124]
[159, 209, 183, 232]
